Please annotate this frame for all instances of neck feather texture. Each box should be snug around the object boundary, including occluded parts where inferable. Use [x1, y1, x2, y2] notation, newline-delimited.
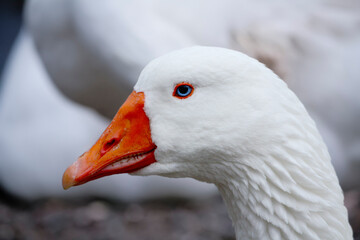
[214, 118, 352, 240]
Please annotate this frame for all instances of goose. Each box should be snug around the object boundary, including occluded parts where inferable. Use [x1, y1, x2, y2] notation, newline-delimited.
[26, 0, 360, 189]
[0, 30, 215, 201]
[62, 47, 353, 239]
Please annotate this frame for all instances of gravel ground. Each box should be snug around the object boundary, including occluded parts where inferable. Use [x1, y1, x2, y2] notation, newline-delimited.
[0, 190, 359, 240]
[0, 195, 234, 240]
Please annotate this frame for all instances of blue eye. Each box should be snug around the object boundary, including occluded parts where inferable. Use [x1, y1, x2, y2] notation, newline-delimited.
[173, 83, 194, 99]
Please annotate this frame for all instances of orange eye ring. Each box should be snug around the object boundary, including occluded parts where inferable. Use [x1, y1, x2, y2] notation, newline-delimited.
[173, 83, 194, 99]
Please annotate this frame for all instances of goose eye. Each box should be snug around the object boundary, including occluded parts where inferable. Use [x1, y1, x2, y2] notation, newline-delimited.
[173, 83, 194, 99]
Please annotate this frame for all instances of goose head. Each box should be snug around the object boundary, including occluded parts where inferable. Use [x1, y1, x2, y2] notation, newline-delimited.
[62, 46, 294, 184]
[63, 47, 352, 239]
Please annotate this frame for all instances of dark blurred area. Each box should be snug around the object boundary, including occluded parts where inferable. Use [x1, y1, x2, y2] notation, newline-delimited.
[0, 0, 24, 78]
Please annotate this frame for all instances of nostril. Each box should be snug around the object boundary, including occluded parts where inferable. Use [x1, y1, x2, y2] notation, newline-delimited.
[100, 138, 120, 156]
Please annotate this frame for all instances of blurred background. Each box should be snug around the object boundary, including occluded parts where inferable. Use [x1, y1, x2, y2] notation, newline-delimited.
[0, 0, 359, 239]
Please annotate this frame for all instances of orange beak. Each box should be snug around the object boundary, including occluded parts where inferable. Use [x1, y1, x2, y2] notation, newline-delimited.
[62, 91, 156, 190]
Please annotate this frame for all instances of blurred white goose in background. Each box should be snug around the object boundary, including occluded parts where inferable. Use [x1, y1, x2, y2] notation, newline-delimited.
[234, 2, 360, 188]
[26, 0, 360, 189]
[0, 30, 216, 200]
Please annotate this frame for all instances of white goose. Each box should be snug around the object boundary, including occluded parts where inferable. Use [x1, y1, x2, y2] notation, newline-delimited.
[63, 47, 352, 239]
[26, 0, 360, 188]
